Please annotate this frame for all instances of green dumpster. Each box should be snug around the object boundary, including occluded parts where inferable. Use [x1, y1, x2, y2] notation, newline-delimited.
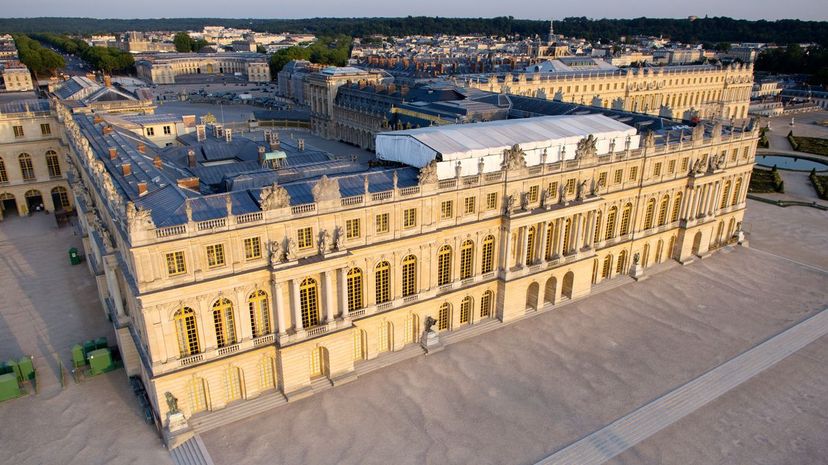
[17, 357, 34, 381]
[0, 373, 20, 402]
[82, 340, 96, 358]
[68, 247, 81, 265]
[88, 349, 113, 376]
[71, 344, 86, 368]
[95, 337, 108, 350]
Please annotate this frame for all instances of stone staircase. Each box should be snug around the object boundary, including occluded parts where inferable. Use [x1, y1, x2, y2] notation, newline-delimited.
[189, 390, 288, 433]
[170, 434, 214, 465]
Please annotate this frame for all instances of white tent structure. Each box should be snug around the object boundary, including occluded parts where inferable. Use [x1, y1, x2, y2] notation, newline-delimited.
[375, 115, 640, 180]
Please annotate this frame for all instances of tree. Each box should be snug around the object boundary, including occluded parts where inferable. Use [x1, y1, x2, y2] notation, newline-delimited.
[173, 32, 194, 53]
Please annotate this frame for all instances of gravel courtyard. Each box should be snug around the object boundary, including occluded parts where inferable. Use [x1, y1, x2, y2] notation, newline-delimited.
[202, 200, 828, 465]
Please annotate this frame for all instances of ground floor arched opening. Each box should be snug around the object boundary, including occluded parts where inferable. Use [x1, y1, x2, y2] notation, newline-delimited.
[526, 282, 539, 311]
[0, 193, 17, 218]
[24, 189, 43, 214]
[544, 277, 557, 305]
[692, 231, 703, 256]
[562, 271, 574, 300]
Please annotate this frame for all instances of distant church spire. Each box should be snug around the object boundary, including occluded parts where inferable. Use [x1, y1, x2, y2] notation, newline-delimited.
[548, 19, 554, 45]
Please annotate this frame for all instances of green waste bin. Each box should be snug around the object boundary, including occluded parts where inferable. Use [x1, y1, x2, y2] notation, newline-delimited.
[68, 247, 81, 265]
[0, 373, 20, 402]
[17, 357, 34, 381]
[88, 349, 113, 376]
[82, 340, 96, 358]
[71, 344, 86, 368]
[95, 337, 108, 350]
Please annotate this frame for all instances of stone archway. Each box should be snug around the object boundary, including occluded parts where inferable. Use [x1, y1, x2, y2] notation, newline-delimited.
[526, 282, 539, 311]
[692, 231, 703, 256]
[561, 271, 575, 300]
[544, 277, 557, 305]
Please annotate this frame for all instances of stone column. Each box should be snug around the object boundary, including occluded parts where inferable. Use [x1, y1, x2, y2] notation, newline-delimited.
[291, 279, 303, 331]
[538, 221, 549, 263]
[339, 267, 349, 318]
[499, 227, 510, 272]
[103, 257, 125, 318]
[272, 280, 287, 335]
[235, 287, 252, 342]
[711, 182, 721, 215]
[573, 213, 584, 251]
[680, 187, 692, 220]
[323, 270, 336, 322]
[554, 218, 564, 257]
[585, 211, 596, 249]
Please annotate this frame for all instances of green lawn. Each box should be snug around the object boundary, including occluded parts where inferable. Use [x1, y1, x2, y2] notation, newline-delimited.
[790, 135, 828, 156]
[749, 167, 784, 193]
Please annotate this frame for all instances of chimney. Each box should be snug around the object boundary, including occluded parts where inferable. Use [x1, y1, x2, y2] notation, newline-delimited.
[137, 142, 146, 154]
[102, 125, 113, 135]
[177, 177, 200, 190]
[137, 182, 148, 196]
[122, 163, 131, 176]
[270, 131, 280, 150]
[108, 147, 117, 160]
[103, 75, 112, 87]
[187, 149, 196, 168]
[153, 155, 162, 168]
[298, 139, 305, 151]
[258, 146, 266, 165]
[182, 115, 196, 126]
[213, 124, 222, 138]
[196, 124, 206, 142]
[225, 128, 232, 143]
[93, 115, 104, 124]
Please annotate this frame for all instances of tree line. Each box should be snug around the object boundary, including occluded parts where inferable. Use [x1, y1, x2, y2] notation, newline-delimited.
[12, 34, 65, 77]
[30, 33, 134, 74]
[173, 32, 209, 52]
[269, 35, 351, 75]
[756, 44, 828, 86]
[0, 16, 825, 46]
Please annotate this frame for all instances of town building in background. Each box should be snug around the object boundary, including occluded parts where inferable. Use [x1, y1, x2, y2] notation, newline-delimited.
[135, 52, 271, 84]
[0, 35, 34, 92]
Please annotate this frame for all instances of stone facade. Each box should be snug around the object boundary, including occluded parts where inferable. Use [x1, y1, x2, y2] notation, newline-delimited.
[135, 53, 271, 84]
[0, 100, 71, 219]
[303, 68, 384, 140]
[466, 63, 754, 121]
[58, 95, 757, 440]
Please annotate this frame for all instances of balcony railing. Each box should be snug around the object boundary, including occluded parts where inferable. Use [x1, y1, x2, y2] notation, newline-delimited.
[197, 218, 226, 231]
[236, 212, 263, 224]
[179, 354, 203, 366]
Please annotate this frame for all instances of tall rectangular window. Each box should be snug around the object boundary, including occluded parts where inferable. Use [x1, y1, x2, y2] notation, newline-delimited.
[681, 157, 689, 172]
[0, 159, 7, 183]
[244, 237, 261, 260]
[485, 192, 497, 210]
[597, 172, 607, 187]
[653, 162, 662, 177]
[166, 251, 186, 275]
[565, 179, 576, 195]
[548, 181, 558, 198]
[375, 213, 389, 233]
[528, 185, 539, 202]
[40, 124, 51, 135]
[629, 166, 638, 180]
[346, 218, 360, 239]
[668, 159, 676, 174]
[440, 200, 453, 219]
[614, 169, 623, 184]
[163, 125, 172, 135]
[46, 152, 61, 177]
[206, 244, 226, 268]
[403, 208, 416, 228]
[13, 126, 24, 138]
[146, 127, 155, 136]
[297, 227, 313, 249]
[463, 196, 476, 215]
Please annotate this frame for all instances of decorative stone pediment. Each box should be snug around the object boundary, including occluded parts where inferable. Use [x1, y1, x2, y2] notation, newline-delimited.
[575, 135, 598, 160]
[259, 182, 290, 210]
[418, 160, 438, 185]
[502, 144, 527, 171]
[312, 175, 341, 202]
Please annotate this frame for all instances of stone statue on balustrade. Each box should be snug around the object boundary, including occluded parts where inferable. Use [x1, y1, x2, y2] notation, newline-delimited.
[268, 240, 282, 266]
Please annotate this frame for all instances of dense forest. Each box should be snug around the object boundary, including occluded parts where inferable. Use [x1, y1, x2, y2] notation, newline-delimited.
[756, 45, 828, 85]
[12, 34, 65, 77]
[0, 16, 826, 46]
[31, 33, 134, 73]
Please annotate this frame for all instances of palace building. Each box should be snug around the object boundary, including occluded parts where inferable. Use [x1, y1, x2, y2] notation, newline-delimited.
[57, 91, 757, 443]
[464, 61, 754, 121]
[135, 52, 271, 84]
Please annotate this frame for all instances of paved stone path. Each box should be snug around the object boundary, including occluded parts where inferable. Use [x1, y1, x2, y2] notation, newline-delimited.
[535, 308, 828, 465]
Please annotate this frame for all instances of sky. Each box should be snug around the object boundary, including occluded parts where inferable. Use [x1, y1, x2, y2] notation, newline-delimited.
[5, 0, 828, 21]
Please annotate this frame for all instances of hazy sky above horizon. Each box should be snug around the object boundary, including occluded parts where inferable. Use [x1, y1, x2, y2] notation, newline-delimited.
[5, 0, 828, 21]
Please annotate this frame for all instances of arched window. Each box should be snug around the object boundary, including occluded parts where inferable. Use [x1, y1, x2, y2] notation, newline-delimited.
[401, 255, 417, 297]
[732, 178, 742, 206]
[438, 303, 451, 331]
[460, 296, 473, 324]
[437, 245, 452, 286]
[671, 192, 683, 222]
[620, 203, 632, 235]
[602, 254, 612, 278]
[481, 235, 495, 274]
[0, 157, 7, 183]
[658, 195, 669, 226]
[299, 278, 320, 328]
[375, 261, 391, 304]
[544, 223, 555, 260]
[347, 268, 363, 312]
[605, 206, 618, 240]
[248, 290, 270, 337]
[643, 198, 656, 229]
[46, 150, 61, 178]
[175, 307, 200, 357]
[18, 153, 34, 180]
[460, 240, 474, 280]
[480, 290, 493, 318]
[616, 250, 627, 274]
[562, 219, 572, 255]
[212, 298, 236, 348]
[51, 186, 70, 209]
[720, 181, 731, 209]
[593, 210, 602, 244]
